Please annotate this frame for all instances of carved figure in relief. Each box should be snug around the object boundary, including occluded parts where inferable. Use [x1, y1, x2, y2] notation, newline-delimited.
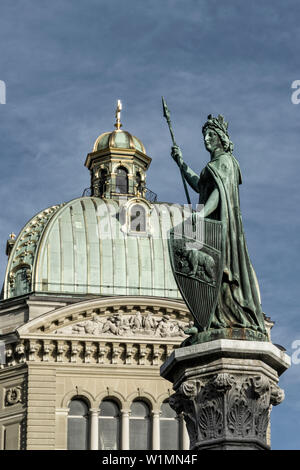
[102, 313, 130, 336]
[144, 313, 156, 332]
[130, 311, 143, 330]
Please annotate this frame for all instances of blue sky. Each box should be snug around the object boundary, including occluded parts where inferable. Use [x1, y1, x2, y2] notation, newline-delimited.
[0, 0, 300, 449]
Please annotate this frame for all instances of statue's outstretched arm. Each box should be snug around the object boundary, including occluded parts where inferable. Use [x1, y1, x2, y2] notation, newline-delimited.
[171, 145, 200, 193]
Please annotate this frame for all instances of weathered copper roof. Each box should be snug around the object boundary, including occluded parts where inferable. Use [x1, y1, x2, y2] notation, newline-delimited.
[3, 197, 189, 300]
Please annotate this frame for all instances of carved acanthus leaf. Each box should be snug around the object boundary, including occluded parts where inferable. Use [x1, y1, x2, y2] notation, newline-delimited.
[170, 373, 285, 448]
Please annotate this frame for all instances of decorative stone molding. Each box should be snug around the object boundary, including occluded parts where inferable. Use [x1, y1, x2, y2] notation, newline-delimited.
[15, 343, 26, 364]
[126, 343, 133, 365]
[8, 272, 16, 289]
[5, 204, 63, 299]
[5, 386, 22, 406]
[169, 373, 284, 450]
[84, 342, 93, 363]
[25, 268, 32, 283]
[29, 341, 39, 361]
[0, 338, 177, 367]
[71, 341, 80, 363]
[98, 343, 106, 364]
[56, 341, 65, 362]
[5, 345, 16, 367]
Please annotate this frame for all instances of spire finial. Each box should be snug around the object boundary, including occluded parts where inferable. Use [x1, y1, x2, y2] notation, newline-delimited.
[114, 99, 122, 130]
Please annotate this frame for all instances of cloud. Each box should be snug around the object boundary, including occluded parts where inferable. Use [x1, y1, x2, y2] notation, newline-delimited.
[0, 0, 300, 449]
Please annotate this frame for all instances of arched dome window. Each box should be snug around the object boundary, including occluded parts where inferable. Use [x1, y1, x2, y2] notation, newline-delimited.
[129, 400, 151, 450]
[130, 204, 146, 233]
[99, 400, 121, 450]
[67, 398, 90, 450]
[160, 400, 180, 450]
[115, 166, 128, 194]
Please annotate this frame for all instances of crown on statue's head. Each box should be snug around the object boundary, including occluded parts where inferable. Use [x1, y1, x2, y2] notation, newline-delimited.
[202, 114, 234, 153]
[203, 114, 229, 137]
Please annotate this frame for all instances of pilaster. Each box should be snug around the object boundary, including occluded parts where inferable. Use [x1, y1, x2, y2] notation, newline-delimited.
[26, 365, 56, 450]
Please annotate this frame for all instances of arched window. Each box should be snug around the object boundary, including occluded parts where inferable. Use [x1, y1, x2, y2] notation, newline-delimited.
[130, 400, 151, 450]
[136, 171, 142, 186]
[99, 169, 108, 196]
[160, 400, 180, 450]
[115, 166, 128, 194]
[130, 204, 146, 233]
[67, 398, 89, 450]
[99, 400, 121, 450]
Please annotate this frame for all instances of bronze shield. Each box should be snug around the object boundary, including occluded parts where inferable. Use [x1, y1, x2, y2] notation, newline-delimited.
[168, 215, 225, 330]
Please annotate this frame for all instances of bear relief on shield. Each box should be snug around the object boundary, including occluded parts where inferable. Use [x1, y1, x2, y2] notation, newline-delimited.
[173, 238, 217, 286]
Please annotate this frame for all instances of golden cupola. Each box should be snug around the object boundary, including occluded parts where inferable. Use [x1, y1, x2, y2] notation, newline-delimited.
[85, 100, 153, 200]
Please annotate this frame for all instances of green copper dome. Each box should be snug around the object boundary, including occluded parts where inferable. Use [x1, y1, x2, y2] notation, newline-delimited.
[3, 197, 189, 300]
[93, 130, 145, 153]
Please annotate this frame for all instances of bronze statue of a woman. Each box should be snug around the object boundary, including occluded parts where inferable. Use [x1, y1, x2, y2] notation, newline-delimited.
[170, 114, 268, 341]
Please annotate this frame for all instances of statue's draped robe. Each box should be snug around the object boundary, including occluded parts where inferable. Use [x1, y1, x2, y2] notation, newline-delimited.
[198, 152, 266, 332]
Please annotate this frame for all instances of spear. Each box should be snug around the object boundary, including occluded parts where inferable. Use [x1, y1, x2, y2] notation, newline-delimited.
[162, 97, 191, 205]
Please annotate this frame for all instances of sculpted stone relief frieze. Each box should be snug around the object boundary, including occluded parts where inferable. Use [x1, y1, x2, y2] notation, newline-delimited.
[53, 311, 189, 339]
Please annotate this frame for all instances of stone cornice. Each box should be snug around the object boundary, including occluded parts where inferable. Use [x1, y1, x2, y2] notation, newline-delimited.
[2, 338, 180, 368]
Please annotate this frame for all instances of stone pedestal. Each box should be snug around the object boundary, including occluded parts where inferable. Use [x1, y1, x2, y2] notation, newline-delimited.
[160, 339, 290, 450]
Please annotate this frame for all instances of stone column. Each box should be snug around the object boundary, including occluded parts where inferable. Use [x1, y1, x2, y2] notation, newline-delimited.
[161, 339, 290, 451]
[180, 414, 190, 450]
[121, 410, 130, 450]
[152, 411, 161, 450]
[90, 409, 99, 450]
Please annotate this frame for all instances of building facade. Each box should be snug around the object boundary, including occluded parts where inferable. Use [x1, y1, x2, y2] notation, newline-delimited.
[0, 111, 192, 450]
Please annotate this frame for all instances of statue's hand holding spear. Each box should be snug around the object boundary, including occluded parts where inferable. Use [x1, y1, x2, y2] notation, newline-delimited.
[171, 144, 184, 167]
[162, 97, 191, 205]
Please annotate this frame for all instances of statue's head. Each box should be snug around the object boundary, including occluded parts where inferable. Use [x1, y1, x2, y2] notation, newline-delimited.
[202, 114, 234, 154]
